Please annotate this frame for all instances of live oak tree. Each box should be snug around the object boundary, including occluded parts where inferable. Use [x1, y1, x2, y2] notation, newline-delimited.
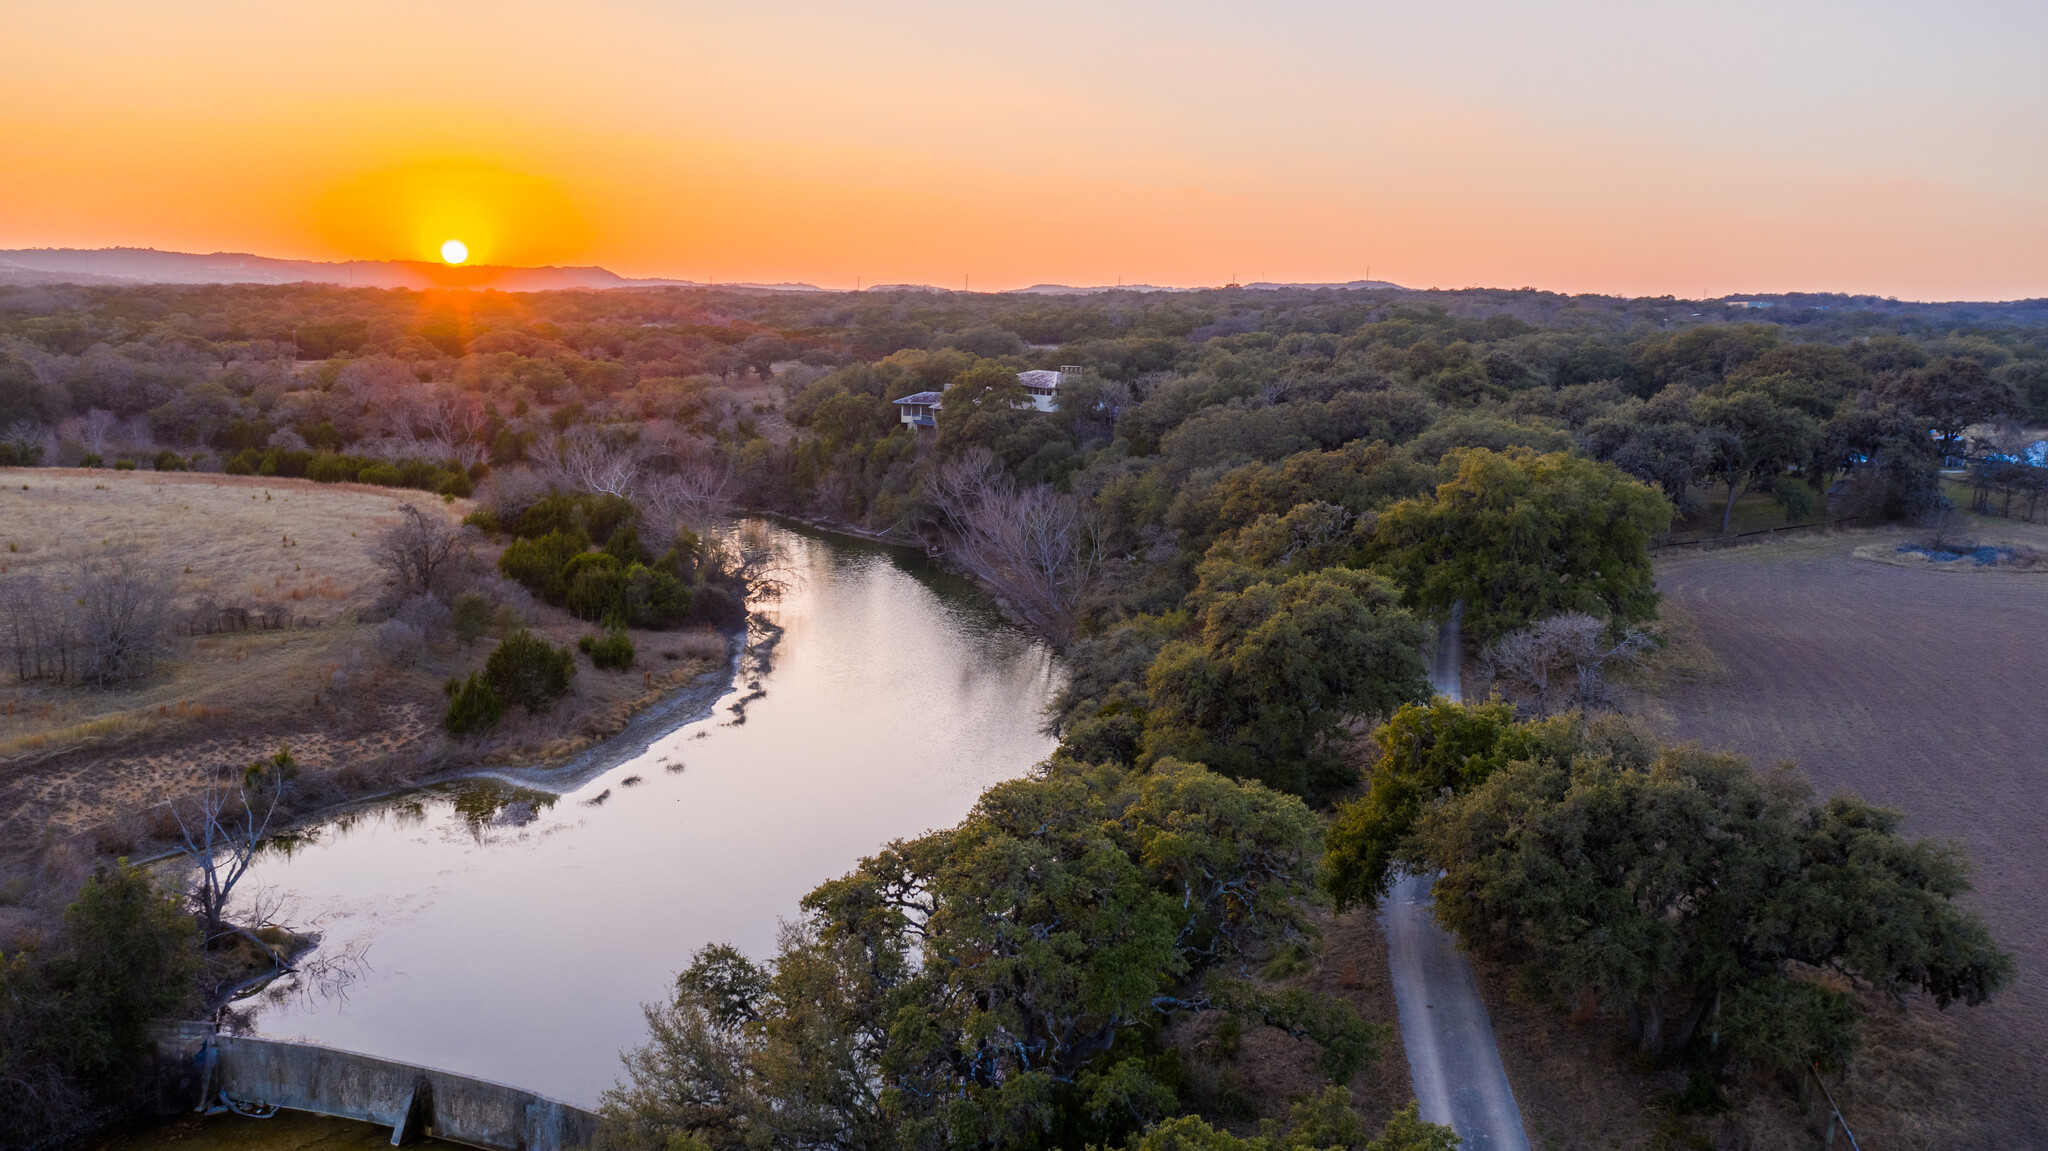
[1364, 448, 1670, 643]
[599, 760, 1382, 1151]
[1691, 389, 1818, 535]
[1141, 566, 1430, 798]
[1876, 356, 2021, 458]
[1324, 703, 2011, 1081]
[1322, 701, 1555, 911]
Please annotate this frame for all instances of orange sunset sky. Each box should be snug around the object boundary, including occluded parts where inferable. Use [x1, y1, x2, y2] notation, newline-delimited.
[4, 1, 2046, 299]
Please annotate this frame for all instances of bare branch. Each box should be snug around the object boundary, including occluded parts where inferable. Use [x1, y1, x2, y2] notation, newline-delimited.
[373, 503, 458, 597]
[1481, 612, 1657, 715]
[933, 449, 1100, 641]
[543, 430, 647, 498]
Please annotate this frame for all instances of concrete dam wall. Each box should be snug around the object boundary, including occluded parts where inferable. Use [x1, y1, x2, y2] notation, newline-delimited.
[156, 1024, 599, 1150]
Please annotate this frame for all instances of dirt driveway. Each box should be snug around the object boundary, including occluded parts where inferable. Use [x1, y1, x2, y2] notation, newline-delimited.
[1637, 533, 2048, 1139]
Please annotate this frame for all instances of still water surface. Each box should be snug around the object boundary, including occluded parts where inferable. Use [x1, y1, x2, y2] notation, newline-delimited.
[241, 522, 1058, 1106]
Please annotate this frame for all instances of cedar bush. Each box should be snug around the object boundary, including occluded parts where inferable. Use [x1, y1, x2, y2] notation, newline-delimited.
[499, 529, 591, 602]
[0, 862, 196, 1146]
[482, 629, 575, 714]
[580, 625, 636, 671]
[443, 672, 505, 734]
[450, 590, 495, 646]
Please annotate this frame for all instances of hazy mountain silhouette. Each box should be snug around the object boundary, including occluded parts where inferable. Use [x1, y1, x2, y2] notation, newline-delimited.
[0, 248, 826, 292]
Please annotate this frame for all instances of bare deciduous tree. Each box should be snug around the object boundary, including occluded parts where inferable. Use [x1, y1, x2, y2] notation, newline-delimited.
[3, 559, 171, 686]
[373, 503, 458, 596]
[80, 408, 117, 455]
[115, 415, 155, 452]
[1918, 499, 1970, 550]
[72, 557, 172, 686]
[640, 462, 737, 526]
[1481, 612, 1656, 716]
[544, 430, 646, 498]
[1, 574, 70, 681]
[422, 395, 488, 467]
[3, 420, 50, 458]
[162, 767, 288, 944]
[934, 448, 1100, 641]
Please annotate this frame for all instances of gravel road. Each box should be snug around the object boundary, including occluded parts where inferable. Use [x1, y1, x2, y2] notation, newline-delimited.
[1380, 606, 1531, 1151]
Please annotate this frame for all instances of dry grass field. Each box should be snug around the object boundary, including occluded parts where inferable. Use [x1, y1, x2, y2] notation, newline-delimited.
[1613, 521, 2048, 1145]
[0, 470, 457, 838]
[0, 469, 730, 884]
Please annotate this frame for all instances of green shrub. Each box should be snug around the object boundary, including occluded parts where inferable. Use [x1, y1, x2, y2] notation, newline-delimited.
[0, 442, 44, 466]
[688, 582, 745, 627]
[306, 452, 359, 483]
[112, 459, 136, 471]
[151, 450, 188, 472]
[580, 626, 636, 670]
[224, 447, 261, 475]
[483, 630, 575, 714]
[623, 564, 692, 628]
[439, 468, 474, 498]
[602, 521, 651, 566]
[258, 448, 313, 477]
[513, 493, 581, 539]
[462, 508, 500, 533]
[499, 528, 591, 602]
[443, 673, 505, 733]
[357, 460, 404, 486]
[583, 493, 636, 546]
[79, 452, 103, 468]
[399, 459, 442, 489]
[242, 742, 300, 790]
[59, 862, 197, 1073]
[451, 591, 495, 645]
[564, 552, 626, 620]
[0, 861, 196, 1143]
[1772, 474, 1818, 521]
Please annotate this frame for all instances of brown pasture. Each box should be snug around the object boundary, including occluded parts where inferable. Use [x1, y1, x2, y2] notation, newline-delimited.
[0, 469, 727, 868]
[0, 470, 466, 848]
[1627, 527, 2048, 1142]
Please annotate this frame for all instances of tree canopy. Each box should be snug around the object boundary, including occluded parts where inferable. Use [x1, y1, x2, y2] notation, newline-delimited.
[1142, 567, 1429, 797]
[1363, 448, 1670, 642]
[599, 760, 1382, 1151]
[1323, 703, 2012, 1081]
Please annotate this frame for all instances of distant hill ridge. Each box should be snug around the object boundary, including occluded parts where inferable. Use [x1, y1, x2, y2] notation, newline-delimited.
[4, 250, 2046, 319]
[0, 247, 820, 293]
[0, 249, 1413, 296]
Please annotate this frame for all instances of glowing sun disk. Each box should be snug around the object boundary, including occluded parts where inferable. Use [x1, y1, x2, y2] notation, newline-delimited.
[440, 239, 469, 264]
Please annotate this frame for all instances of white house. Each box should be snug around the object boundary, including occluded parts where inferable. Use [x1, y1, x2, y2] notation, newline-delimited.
[892, 367, 1080, 428]
[1016, 369, 1063, 412]
[892, 390, 944, 428]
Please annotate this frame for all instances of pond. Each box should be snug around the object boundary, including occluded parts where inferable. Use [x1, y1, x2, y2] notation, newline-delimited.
[236, 521, 1060, 1107]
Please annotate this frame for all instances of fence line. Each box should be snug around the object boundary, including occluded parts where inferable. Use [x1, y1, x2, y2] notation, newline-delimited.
[1806, 1063, 1861, 1151]
[1652, 518, 1856, 551]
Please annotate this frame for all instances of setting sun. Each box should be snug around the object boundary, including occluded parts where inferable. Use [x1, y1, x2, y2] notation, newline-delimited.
[440, 238, 469, 264]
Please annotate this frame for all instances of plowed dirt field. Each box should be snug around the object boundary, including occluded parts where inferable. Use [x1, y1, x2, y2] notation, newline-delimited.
[1636, 532, 2048, 1140]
